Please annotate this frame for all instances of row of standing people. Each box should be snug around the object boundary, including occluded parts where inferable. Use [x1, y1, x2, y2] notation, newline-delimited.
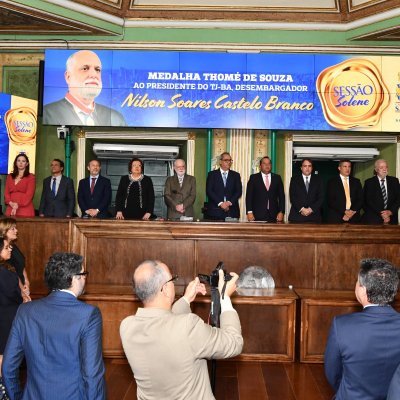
[205, 153, 400, 224]
[3, 152, 400, 224]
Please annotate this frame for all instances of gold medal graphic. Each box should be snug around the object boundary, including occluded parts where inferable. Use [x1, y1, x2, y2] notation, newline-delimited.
[316, 59, 390, 129]
[5, 107, 37, 145]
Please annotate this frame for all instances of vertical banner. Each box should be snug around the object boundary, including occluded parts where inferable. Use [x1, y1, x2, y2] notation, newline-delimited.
[0, 93, 37, 174]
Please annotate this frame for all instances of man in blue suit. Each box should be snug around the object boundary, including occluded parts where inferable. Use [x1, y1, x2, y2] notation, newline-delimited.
[39, 159, 75, 218]
[324, 258, 400, 400]
[78, 159, 111, 218]
[2, 252, 105, 400]
[206, 152, 242, 220]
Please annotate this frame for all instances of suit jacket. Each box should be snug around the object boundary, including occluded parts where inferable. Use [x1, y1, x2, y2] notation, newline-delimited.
[288, 174, 324, 223]
[164, 174, 196, 219]
[362, 175, 400, 224]
[120, 297, 243, 400]
[78, 175, 112, 218]
[387, 361, 400, 399]
[2, 291, 105, 400]
[326, 175, 363, 223]
[43, 98, 126, 127]
[324, 306, 400, 400]
[245, 172, 285, 222]
[206, 169, 242, 219]
[38, 175, 75, 217]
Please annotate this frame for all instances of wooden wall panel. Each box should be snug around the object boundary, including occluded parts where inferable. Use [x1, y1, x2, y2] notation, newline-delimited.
[316, 243, 400, 290]
[83, 237, 195, 285]
[16, 219, 70, 282]
[197, 241, 315, 288]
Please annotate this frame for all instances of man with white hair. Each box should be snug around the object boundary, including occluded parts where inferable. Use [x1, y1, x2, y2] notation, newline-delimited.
[362, 159, 400, 224]
[164, 159, 196, 220]
[43, 50, 126, 126]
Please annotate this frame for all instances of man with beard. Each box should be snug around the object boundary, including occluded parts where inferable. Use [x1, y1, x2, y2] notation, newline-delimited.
[2, 252, 105, 400]
[43, 50, 126, 126]
[164, 159, 196, 220]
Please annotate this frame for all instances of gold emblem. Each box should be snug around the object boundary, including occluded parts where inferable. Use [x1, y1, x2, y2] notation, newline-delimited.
[5, 107, 37, 145]
[316, 59, 390, 129]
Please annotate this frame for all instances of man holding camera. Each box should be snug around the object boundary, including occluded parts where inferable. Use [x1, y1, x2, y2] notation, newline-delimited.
[120, 260, 243, 400]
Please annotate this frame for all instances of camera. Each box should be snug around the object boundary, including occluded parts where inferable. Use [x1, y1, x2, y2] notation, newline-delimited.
[57, 126, 69, 140]
[198, 261, 232, 288]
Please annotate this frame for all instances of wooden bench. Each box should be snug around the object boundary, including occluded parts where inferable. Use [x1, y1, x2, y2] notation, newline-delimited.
[31, 282, 297, 361]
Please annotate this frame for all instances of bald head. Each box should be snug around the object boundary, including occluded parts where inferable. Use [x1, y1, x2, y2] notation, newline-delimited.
[133, 260, 169, 304]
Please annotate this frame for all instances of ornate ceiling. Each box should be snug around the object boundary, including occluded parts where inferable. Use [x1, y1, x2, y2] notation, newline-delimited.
[0, 0, 399, 42]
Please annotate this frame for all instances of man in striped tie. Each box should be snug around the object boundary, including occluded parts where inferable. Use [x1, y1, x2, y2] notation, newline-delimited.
[362, 159, 400, 224]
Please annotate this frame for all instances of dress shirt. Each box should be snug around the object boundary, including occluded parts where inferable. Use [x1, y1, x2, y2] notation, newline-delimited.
[50, 174, 63, 195]
[89, 175, 99, 188]
[261, 172, 271, 188]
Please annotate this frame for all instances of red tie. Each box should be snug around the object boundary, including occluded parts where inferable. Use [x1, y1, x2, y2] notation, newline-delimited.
[90, 178, 96, 194]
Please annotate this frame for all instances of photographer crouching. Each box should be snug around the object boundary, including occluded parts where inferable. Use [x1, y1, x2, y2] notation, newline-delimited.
[120, 260, 243, 400]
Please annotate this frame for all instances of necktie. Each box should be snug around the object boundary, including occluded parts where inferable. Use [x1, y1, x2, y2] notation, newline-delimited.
[51, 178, 57, 196]
[305, 176, 309, 193]
[381, 179, 388, 209]
[264, 174, 270, 191]
[222, 172, 227, 187]
[343, 177, 351, 210]
[178, 175, 184, 188]
[264, 175, 270, 209]
[90, 177, 96, 194]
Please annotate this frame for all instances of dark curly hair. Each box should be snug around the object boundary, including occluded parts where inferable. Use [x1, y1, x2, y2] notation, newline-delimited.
[44, 252, 84, 290]
[359, 258, 399, 305]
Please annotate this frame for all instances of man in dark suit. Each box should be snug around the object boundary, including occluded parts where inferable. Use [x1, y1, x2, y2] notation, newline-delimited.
[77, 159, 111, 218]
[324, 258, 400, 400]
[326, 159, 363, 223]
[362, 159, 400, 224]
[164, 159, 196, 220]
[43, 50, 126, 127]
[39, 159, 75, 218]
[246, 156, 285, 222]
[2, 252, 105, 400]
[206, 152, 242, 220]
[289, 158, 323, 223]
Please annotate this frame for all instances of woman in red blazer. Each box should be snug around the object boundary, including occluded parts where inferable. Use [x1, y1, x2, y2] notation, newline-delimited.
[4, 153, 36, 217]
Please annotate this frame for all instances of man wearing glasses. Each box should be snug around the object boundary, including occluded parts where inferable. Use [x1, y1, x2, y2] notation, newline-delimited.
[2, 252, 105, 400]
[206, 152, 242, 221]
[120, 260, 243, 400]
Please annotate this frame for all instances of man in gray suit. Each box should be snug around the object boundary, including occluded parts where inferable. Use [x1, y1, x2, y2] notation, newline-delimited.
[120, 260, 243, 400]
[164, 159, 196, 220]
[39, 159, 75, 218]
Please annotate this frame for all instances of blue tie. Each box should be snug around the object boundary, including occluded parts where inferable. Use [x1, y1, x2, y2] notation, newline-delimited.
[51, 178, 57, 196]
[222, 172, 227, 187]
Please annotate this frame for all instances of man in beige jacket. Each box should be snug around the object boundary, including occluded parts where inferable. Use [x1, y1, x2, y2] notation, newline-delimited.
[120, 260, 243, 400]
